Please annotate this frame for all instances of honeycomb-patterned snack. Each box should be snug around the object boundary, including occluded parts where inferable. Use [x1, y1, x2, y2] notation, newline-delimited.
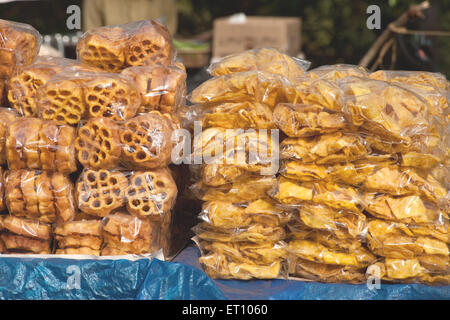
[84, 76, 140, 121]
[102, 212, 154, 255]
[120, 113, 174, 169]
[7, 57, 73, 116]
[77, 27, 126, 72]
[38, 78, 86, 126]
[6, 118, 77, 173]
[124, 20, 173, 67]
[0, 108, 19, 165]
[0, 19, 42, 78]
[125, 168, 177, 218]
[76, 169, 128, 217]
[75, 117, 122, 169]
[122, 64, 187, 114]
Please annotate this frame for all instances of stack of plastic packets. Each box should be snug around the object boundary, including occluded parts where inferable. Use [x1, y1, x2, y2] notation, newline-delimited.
[273, 66, 378, 283]
[274, 65, 449, 285]
[186, 48, 310, 279]
[359, 71, 450, 285]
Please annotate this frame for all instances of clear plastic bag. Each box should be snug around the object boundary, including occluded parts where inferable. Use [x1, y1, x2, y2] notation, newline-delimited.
[0, 19, 42, 78]
[37, 70, 141, 125]
[76, 168, 177, 219]
[6, 118, 77, 174]
[208, 48, 310, 80]
[370, 70, 449, 92]
[5, 169, 76, 224]
[0, 215, 51, 254]
[77, 20, 174, 72]
[0, 108, 19, 165]
[54, 220, 103, 256]
[188, 71, 301, 108]
[7, 56, 78, 117]
[121, 64, 186, 114]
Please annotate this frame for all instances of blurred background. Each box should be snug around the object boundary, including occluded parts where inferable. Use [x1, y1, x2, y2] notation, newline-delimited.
[1, 0, 449, 81]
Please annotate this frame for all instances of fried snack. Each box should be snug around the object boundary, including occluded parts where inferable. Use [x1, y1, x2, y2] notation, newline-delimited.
[55, 247, 100, 255]
[272, 177, 314, 204]
[298, 203, 366, 239]
[363, 166, 447, 204]
[76, 169, 128, 217]
[288, 258, 366, 283]
[0, 79, 7, 106]
[189, 71, 299, 108]
[125, 168, 177, 218]
[194, 222, 286, 243]
[0, 234, 50, 254]
[200, 199, 291, 229]
[51, 172, 76, 223]
[0, 167, 5, 212]
[280, 132, 368, 164]
[102, 212, 154, 254]
[2, 215, 51, 240]
[5, 170, 25, 214]
[6, 118, 29, 169]
[274, 103, 347, 137]
[55, 125, 77, 174]
[77, 27, 125, 72]
[23, 118, 41, 169]
[54, 220, 103, 253]
[208, 48, 309, 80]
[7, 57, 74, 116]
[38, 120, 59, 171]
[75, 117, 122, 169]
[35, 171, 56, 223]
[199, 252, 281, 280]
[38, 78, 86, 125]
[288, 239, 376, 268]
[122, 64, 186, 114]
[84, 75, 140, 121]
[21, 170, 39, 218]
[77, 20, 173, 72]
[340, 77, 434, 143]
[0, 19, 41, 78]
[192, 176, 276, 203]
[187, 102, 275, 130]
[120, 113, 174, 169]
[200, 164, 255, 187]
[53, 219, 102, 237]
[366, 219, 449, 259]
[370, 70, 449, 92]
[367, 258, 449, 285]
[362, 193, 449, 228]
[0, 108, 18, 165]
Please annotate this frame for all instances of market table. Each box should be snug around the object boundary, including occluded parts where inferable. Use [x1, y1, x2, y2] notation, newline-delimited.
[0, 244, 448, 300]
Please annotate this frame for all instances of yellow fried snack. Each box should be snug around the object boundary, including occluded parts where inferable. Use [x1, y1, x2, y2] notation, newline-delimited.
[0, 234, 51, 254]
[280, 132, 368, 164]
[273, 103, 347, 137]
[288, 258, 366, 283]
[50, 172, 76, 223]
[120, 113, 174, 169]
[272, 177, 314, 204]
[362, 193, 449, 228]
[102, 212, 154, 255]
[288, 239, 376, 268]
[75, 117, 122, 169]
[55, 247, 101, 255]
[0, 108, 19, 165]
[54, 220, 103, 253]
[208, 48, 308, 80]
[121, 64, 186, 114]
[76, 169, 128, 217]
[200, 164, 256, 187]
[2, 215, 51, 240]
[55, 125, 77, 174]
[370, 70, 449, 92]
[366, 219, 449, 259]
[0, 168, 5, 212]
[125, 168, 177, 218]
[5, 170, 25, 214]
[189, 71, 299, 108]
[200, 199, 291, 229]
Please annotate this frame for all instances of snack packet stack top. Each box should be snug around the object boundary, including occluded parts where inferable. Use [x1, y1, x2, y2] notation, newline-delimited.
[186, 48, 311, 280]
[274, 66, 449, 285]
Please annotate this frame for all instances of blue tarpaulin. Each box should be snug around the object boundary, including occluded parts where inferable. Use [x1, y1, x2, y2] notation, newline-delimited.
[0, 245, 448, 300]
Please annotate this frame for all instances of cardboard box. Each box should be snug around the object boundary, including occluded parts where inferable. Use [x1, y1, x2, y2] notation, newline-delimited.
[213, 15, 301, 58]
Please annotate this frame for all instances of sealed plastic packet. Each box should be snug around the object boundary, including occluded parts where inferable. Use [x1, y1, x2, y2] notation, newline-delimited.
[54, 220, 103, 256]
[77, 20, 174, 72]
[0, 19, 42, 79]
[0, 108, 19, 165]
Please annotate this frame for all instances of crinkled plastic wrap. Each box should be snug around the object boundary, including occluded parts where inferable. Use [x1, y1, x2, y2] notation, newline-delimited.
[0, 19, 42, 79]
[121, 64, 186, 114]
[6, 117, 77, 174]
[54, 219, 103, 256]
[188, 71, 301, 108]
[75, 113, 175, 170]
[181, 101, 276, 131]
[0, 215, 52, 254]
[7, 56, 79, 117]
[208, 48, 310, 80]
[77, 20, 174, 72]
[5, 169, 76, 223]
[37, 70, 141, 125]
[0, 108, 19, 165]
[76, 168, 177, 219]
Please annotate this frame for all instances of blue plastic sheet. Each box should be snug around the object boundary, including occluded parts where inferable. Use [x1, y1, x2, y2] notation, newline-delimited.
[0, 246, 448, 300]
[174, 245, 450, 300]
